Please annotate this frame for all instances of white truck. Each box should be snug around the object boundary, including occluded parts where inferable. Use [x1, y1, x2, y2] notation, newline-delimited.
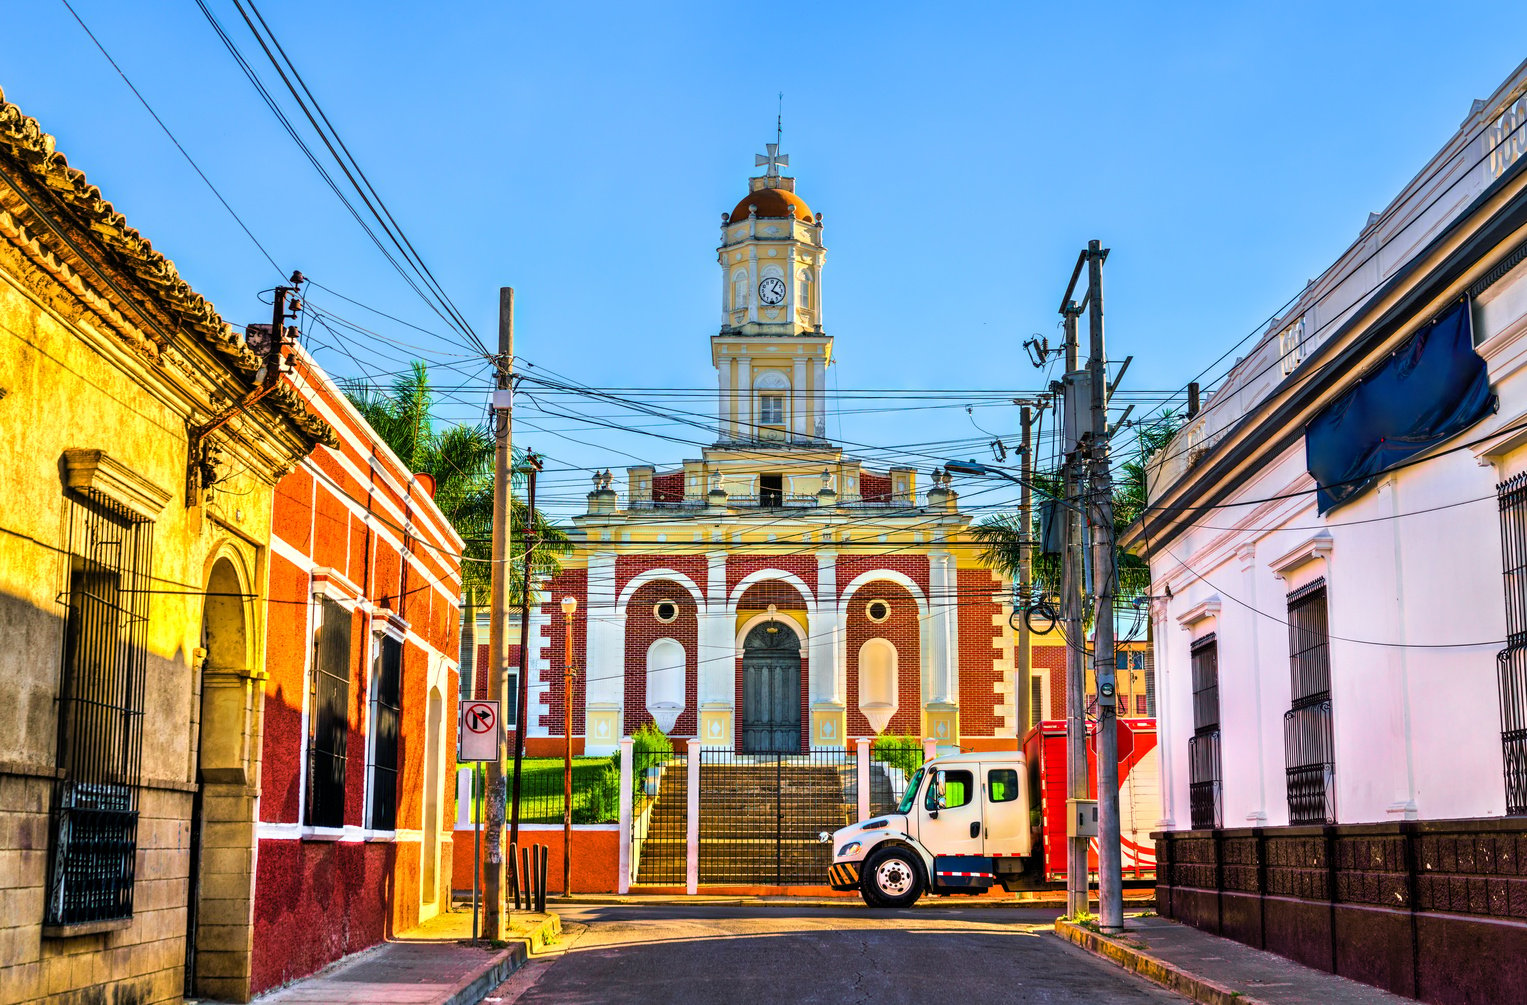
[826, 750, 1035, 908]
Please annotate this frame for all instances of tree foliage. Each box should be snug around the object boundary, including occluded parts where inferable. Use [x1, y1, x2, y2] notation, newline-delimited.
[344, 362, 569, 606]
[968, 413, 1183, 605]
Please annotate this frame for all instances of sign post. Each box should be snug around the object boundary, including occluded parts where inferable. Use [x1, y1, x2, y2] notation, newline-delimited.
[458, 699, 499, 939]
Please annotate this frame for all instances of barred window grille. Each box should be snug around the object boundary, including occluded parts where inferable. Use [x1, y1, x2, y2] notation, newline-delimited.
[47, 496, 153, 927]
[366, 634, 402, 831]
[306, 597, 352, 828]
[1188, 634, 1222, 830]
[1284, 580, 1336, 824]
[1496, 474, 1527, 814]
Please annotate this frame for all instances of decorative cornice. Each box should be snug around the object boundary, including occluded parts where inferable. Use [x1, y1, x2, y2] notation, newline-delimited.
[63, 449, 171, 522]
[1268, 531, 1334, 580]
[1175, 597, 1222, 630]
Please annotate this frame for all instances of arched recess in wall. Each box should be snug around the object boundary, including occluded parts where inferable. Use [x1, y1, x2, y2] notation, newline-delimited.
[858, 637, 898, 735]
[646, 637, 685, 734]
[731, 269, 748, 310]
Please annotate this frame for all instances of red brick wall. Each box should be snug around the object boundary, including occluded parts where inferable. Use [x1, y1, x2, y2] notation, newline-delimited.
[622, 580, 699, 735]
[727, 554, 817, 595]
[1036, 644, 1067, 718]
[843, 581, 922, 738]
[616, 554, 708, 600]
[836, 554, 930, 599]
[652, 471, 683, 502]
[538, 569, 588, 735]
[860, 471, 892, 502]
[957, 568, 1004, 737]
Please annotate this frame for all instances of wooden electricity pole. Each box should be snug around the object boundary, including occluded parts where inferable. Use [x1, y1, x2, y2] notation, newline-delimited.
[1016, 405, 1035, 737]
[483, 287, 514, 940]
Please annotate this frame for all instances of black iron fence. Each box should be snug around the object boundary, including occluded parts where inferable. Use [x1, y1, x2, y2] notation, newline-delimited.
[631, 747, 687, 885]
[1497, 473, 1527, 814]
[511, 761, 621, 824]
[868, 737, 925, 817]
[693, 747, 856, 885]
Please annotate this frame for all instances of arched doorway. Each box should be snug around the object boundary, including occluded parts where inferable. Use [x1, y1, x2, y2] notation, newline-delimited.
[187, 556, 253, 998]
[741, 620, 801, 753]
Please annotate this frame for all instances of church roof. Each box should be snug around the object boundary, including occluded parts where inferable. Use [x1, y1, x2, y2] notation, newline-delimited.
[727, 186, 814, 224]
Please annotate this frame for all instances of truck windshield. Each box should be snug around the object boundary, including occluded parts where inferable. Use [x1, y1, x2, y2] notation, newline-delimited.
[896, 767, 925, 815]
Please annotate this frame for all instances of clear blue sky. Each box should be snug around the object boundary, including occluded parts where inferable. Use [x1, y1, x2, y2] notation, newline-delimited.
[5, 2, 1523, 516]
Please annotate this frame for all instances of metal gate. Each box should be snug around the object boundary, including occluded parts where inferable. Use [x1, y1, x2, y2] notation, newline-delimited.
[696, 747, 855, 885]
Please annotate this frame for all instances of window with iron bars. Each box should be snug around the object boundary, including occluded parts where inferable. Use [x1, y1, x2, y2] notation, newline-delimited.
[366, 633, 402, 831]
[1188, 633, 1222, 830]
[1496, 473, 1527, 814]
[46, 496, 153, 927]
[306, 597, 352, 828]
[1284, 580, 1336, 825]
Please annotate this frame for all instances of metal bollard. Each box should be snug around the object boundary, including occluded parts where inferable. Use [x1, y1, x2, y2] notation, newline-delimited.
[537, 843, 549, 913]
[521, 843, 533, 912]
[508, 841, 520, 912]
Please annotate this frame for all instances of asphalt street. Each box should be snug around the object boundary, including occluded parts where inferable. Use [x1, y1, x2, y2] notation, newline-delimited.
[484, 904, 1186, 1004]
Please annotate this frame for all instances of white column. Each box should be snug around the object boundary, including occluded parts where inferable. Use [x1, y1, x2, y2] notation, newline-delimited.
[618, 735, 633, 894]
[686, 738, 700, 895]
[811, 357, 827, 439]
[737, 357, 753, 441]
[928, 551, 958, 703]
[583, 551, 620, 755]
[1151, 599, 1176, 829]
[811, 551, 839, 705]
[717, 362, 729, 440]
[747, 249, 759, 324]
[698, 552, 733, 747]
[792, 358, 808, 440]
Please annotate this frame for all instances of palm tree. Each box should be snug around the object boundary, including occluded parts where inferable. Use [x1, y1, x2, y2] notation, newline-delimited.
[969, 414, 1182, 606]
[345, 361, 569, 608]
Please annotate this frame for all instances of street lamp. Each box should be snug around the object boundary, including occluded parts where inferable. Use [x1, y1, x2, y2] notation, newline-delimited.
[559, 595, 577, 900]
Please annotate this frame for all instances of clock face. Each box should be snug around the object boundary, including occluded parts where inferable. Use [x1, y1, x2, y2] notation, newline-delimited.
[758, 277, 787, 306]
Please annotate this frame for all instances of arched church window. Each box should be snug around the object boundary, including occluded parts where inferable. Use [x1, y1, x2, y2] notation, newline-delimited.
[753, 370, 790, 428]
[732, 270, 748, 310]
[798, 269, 812, 308]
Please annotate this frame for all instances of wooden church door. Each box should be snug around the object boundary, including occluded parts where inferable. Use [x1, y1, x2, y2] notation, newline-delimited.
[740, 620, 801, 753]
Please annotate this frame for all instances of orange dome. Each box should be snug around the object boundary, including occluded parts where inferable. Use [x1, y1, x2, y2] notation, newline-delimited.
[728, 187, 814, 224]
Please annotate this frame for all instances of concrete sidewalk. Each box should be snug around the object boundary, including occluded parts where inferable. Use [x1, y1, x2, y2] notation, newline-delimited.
[1056, 915, 1414, 1004]
[228, 908, 560, 1005]
[555, 890, 1155, 909]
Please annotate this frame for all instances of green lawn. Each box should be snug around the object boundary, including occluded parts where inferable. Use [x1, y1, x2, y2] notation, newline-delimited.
[459, 756, 620, 824]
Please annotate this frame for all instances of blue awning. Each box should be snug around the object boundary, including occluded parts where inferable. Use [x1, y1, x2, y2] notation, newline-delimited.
[1305, 297, 1496, 514]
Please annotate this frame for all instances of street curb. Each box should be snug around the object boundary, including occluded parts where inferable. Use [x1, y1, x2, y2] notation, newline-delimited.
[445, 914, 562, 1005]
[1053, 919, 1268, 1005]
[560, 894, 1154, 910]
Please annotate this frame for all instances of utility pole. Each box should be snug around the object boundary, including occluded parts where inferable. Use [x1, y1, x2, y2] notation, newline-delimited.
[559, 596, 578, 898]
[483, 287, 514, 939]
[1016, 405, 1035, 737]
[1085, 239, 1124, 934]
[1060, 300, 1089, 920]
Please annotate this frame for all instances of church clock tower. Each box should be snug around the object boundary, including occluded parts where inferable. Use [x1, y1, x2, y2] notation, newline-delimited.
[712, 142, 833, 446]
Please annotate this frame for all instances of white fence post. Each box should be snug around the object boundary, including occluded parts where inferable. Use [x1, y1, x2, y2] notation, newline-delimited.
[856, 738, 871, 821]
[923, 736, 938, 763]
[686, 738, 701, 895]
[618, 735, 633, 895]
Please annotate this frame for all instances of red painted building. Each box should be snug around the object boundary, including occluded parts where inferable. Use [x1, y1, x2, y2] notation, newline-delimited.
[252, 348, 462, 994]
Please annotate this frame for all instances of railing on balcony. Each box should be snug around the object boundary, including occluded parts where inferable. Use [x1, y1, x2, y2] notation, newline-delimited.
[1187, 730, 1222, 830]
[1284, 698, 1335, 825]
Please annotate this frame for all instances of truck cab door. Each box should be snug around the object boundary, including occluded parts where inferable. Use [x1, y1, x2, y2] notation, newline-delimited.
[919, 767, 983, 856]
[982, 763, 1030, 857]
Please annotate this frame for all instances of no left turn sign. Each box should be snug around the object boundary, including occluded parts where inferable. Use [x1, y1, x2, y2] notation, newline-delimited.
[458, 699, 500, 761]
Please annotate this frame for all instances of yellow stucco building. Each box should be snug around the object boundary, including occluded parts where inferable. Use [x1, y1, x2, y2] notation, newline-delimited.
[0, 89, 329, 1003]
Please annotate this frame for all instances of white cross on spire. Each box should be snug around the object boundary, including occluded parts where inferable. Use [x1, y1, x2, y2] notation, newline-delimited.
[755, 142, 789, 178]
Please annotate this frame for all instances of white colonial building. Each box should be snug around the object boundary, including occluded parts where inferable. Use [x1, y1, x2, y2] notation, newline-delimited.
[1129, 59, 1527, 1003]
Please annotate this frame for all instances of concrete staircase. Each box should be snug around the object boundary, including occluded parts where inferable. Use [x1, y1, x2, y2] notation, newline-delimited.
[633, 760, 860, 885]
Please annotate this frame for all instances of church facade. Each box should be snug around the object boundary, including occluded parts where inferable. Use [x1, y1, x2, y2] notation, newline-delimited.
[519, 148, 1024, 755]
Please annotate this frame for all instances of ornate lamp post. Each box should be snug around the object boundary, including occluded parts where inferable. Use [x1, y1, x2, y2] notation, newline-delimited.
[559, 595, 578, 898]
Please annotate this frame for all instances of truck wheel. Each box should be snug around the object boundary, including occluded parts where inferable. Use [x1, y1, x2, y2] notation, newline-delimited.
[861, 846, 923, 908]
